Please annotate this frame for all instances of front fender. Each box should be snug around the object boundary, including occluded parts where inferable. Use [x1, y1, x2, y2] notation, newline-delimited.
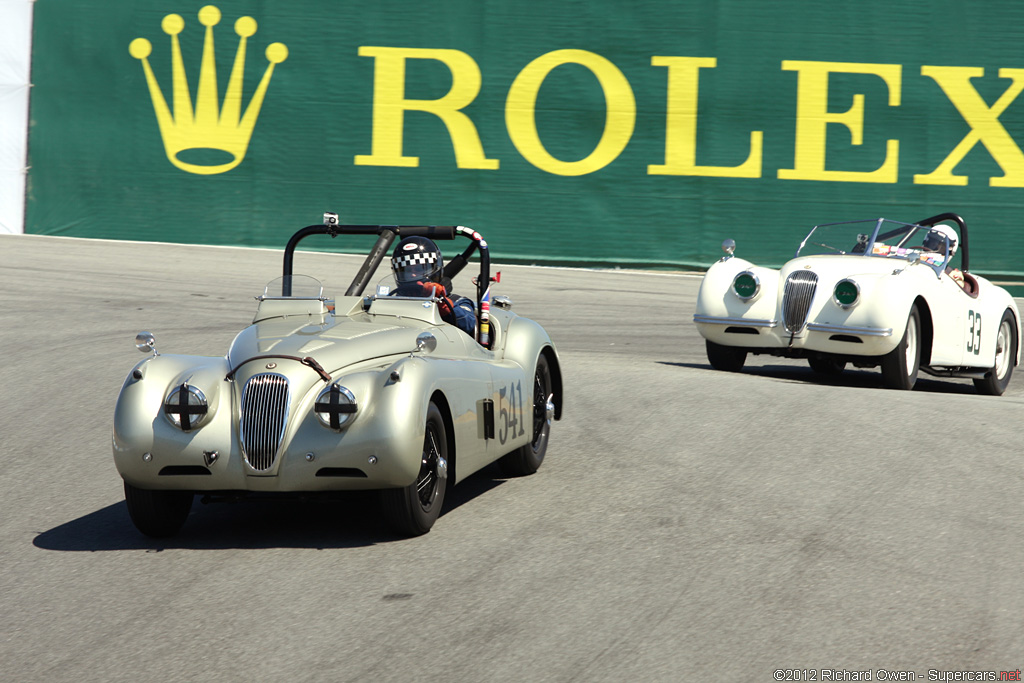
[695, 257, 782, 325]
[112, 354, 236, 486]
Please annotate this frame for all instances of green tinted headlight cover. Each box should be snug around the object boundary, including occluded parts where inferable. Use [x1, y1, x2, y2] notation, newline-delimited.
[834, 279, 859, 307]
[732, 272, 759, 301]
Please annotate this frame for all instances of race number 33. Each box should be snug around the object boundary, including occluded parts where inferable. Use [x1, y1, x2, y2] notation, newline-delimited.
[967, 310, 981, 355]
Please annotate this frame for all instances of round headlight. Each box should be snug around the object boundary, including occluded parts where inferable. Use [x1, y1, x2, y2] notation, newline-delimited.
[732, 271, 760, 301]
[315, 384, 358, 430]
[833, 279, 860, 308]
[163, 383, 208, 432]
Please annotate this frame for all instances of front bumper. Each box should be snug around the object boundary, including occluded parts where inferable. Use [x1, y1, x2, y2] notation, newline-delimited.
[694, 314, 896, 356]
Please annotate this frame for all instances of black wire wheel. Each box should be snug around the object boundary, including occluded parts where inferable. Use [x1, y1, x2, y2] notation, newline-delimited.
[499, 354, 554, 477]
[381, 402, 448, 536]
[123, 482, 193, 538]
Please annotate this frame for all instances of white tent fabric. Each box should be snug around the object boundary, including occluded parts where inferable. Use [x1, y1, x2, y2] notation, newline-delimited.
[0, 0, 32, 235]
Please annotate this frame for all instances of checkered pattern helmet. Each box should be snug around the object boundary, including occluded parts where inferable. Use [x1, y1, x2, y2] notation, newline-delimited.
[391, 236, 443, 284]
[923, 224, 958, 257]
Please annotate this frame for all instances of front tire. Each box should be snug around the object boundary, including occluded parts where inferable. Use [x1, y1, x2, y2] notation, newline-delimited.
[499, 354, 554, 477]
[381, 402, 449, 536]
[881, 305, 921, 390]
[974, 309, 1017, 396]
[706, 340, 747, 372]
[124, 482, 193, 538]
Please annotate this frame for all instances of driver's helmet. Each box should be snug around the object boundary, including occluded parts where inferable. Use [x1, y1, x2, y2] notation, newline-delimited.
[922, 224, 958, 256]
[391, 236, 443, 284]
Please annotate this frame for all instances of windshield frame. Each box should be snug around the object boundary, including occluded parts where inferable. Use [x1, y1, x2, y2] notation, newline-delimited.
[795, 218, 953, 277]
[260, 274, 326, 300]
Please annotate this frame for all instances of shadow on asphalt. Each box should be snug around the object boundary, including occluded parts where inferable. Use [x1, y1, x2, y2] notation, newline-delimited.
[659, 360, 978, 394]
[33, 468, 507, 552]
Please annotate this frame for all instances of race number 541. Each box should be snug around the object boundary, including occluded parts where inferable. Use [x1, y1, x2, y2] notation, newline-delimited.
[498, 381, 526, 445]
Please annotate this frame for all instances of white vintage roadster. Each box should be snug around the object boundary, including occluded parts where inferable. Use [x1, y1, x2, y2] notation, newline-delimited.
[693, 213, 1020, 394]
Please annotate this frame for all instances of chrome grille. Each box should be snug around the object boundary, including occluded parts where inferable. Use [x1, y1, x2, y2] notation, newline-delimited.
[783, 270, 818, 334]
[239, 373, 289, 472]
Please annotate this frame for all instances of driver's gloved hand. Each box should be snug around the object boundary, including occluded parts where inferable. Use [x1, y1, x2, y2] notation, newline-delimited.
[418, 281, 454, 319]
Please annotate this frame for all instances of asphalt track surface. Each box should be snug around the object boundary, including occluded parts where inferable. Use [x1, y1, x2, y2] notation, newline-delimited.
[3, 234, 1024, 682]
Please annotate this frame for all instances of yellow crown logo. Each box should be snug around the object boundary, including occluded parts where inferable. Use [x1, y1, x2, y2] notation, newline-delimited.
[129, 5, 287, 175]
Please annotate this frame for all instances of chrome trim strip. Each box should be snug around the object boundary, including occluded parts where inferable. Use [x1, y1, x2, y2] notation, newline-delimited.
[693, 315, 778, 328]
[806, 322, 893, 337]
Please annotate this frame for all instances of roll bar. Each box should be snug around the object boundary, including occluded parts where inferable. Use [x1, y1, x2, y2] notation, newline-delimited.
[280, 218, 492, 346]
[915, 213, 968, 272]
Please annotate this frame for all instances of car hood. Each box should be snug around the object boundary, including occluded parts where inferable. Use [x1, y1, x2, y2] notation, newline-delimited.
[227, 314, 425, 377]
[780, 254, 938, 281]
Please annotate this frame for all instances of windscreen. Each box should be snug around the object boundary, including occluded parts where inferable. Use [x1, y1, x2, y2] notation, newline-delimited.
[796, 219, 955, 272]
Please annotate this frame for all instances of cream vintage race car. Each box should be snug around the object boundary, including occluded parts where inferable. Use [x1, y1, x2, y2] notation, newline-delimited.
[113, 215, 563, 537]
[693, 213, 1020, 394]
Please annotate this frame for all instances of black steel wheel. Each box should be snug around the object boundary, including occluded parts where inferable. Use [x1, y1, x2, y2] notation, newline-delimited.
[974, 309, 1017, 396]
[123, 482, 193, 538]
[499, 354, 554, 477]
[381, 402, 448, 536]
[880, 305, 921, 390]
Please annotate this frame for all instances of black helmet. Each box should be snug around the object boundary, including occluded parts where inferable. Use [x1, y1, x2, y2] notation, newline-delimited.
[391, 236, 443, 284]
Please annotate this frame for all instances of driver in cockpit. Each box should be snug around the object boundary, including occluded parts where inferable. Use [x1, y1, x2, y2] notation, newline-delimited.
[922, 224, 965, 288]
[390, 236, 477, 337]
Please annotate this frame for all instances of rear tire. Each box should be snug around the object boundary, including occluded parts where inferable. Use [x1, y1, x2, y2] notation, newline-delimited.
[881, 305, 921, 390]
[499, 354, 553, 477]
[124, 482, 193, 538]
[706, 340, 747, 372]
[381, 402, 448, 536]
[974, 309, 1017, 396]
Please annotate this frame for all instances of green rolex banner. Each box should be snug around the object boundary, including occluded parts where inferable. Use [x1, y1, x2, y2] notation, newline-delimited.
[24, 1, 1024, 273]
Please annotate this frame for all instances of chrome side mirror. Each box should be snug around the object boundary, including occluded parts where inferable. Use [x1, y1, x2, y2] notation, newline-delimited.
[414, 332, 437, 355]
[135, 331, 158, 356]
[907, 252, 921, 265]
[493, 295, 513, 310]
[721, 239, 736, 260]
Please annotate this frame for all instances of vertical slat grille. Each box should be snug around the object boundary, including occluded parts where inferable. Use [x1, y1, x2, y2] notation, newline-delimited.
[239, 373, 289, 472]
[783, 270, 818, 334]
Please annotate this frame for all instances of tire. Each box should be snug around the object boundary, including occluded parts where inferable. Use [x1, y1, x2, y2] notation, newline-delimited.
[973, 309, 1017, 396]
[706, 340, 747, 372]
[808, 356, 846, 375]
[499, 354, 554, 477]
[881, 305, 921, 390]
[381, 402, 449, 536]
[124, 482, 193, 538]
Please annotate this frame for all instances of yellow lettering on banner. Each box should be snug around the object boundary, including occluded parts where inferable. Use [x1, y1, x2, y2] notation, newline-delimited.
[778, 60, 901, 183]
[354, 46, 498, 169]
[648, 56, 762, 177]
[914, 67, 1024, 187]
[505, 49, 635, 176]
